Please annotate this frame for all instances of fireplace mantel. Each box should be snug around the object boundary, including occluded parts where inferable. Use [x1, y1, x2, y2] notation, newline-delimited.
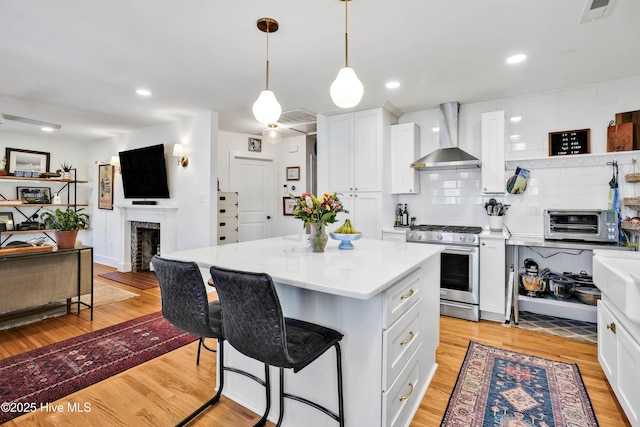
[117, 205, 178, 272]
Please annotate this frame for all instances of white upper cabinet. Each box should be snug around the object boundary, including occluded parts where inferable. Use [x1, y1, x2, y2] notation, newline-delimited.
[326, 108, 383, 193]
[481, 110, 505, 194]
[390, 123, 420, 194]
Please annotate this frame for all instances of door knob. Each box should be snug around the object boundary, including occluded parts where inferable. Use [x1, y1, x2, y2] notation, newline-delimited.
[267, 216, 271, 220]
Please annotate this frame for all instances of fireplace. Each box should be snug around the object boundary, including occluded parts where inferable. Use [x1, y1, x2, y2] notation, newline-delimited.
[131, 221, 160, 272]
[117, 205, 178, 272]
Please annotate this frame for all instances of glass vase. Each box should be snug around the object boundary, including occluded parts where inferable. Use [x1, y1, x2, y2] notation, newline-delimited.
[309, 223, 328, 253]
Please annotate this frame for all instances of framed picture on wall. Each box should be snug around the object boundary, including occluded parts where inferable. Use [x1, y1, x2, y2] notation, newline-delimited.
[286, 166, 300, 181]
[283, 196, 297, 216]
[98, 164, 114, 210]
[248, 137, 262, 153]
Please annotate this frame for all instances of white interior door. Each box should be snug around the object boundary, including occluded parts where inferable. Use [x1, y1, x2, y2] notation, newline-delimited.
[230, 154, 274, 242]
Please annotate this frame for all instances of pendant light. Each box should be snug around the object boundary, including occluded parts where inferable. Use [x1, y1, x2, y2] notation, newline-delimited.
[330, 0, 363, 109]
[262, 123, 283, 144]
[252, 18, 282, 124]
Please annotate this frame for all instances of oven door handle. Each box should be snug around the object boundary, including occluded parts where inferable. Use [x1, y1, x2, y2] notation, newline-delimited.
[443, 247, 476, 254]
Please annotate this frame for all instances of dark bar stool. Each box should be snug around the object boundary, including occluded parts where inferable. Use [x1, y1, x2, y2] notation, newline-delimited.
[152, 256, 271, 427]
[210, 265, 345, 427]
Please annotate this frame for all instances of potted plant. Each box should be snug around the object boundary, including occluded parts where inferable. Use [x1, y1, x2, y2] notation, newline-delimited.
[59, 161, 73, 179]
[40, 208, 89, 249]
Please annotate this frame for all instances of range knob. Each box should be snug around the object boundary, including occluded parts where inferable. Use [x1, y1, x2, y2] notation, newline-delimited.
[468, 236, 476, 243]
[436, 234, 443, 241]
[460, 236, 467, 242]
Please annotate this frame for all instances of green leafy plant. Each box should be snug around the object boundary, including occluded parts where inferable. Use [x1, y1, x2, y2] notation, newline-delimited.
[40, 208, 89, 231]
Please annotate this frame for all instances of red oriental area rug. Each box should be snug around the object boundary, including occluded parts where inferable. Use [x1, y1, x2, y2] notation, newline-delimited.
[0, 312, 197, 423]
[441, 341, 598, 427]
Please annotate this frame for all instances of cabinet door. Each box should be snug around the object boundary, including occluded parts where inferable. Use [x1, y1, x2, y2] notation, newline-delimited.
[353, 192, 382, 239]
[597, 301, 618, 388]
[481, 111, 505, 194]
[353, 109, 382, 192]
[391, 123, 420, 194]
[327, 113, 354, 192]
[617, 322, 640, 425]
[479, 237, 506, 318]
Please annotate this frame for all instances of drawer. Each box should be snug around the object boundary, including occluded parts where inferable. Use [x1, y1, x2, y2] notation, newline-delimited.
[217, 217, 238, 230]
[382, 343, 421, 427]
[382, 299, 422, 390]
[383, 268, 422, 328]
[217, 206, 237, 218]
[217, 192, 238, 205]
[217, 230, 238, 245]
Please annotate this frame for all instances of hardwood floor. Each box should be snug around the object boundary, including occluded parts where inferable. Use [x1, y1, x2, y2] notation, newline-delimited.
[0, 263, 630, 426]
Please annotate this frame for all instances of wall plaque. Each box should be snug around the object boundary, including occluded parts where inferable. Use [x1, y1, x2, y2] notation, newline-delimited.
[548, 129, 590, 156]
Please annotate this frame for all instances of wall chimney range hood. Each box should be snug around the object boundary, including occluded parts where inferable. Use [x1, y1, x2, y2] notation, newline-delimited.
[410, 102, 481, 170]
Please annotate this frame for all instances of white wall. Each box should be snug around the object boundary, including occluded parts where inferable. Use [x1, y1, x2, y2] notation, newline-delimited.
[217, 130, 308, 237]
[89, 111, 218, 267]
[396, 76, 640, 236]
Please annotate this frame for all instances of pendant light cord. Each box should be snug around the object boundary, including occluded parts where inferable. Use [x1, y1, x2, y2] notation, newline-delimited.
[344, 0, 349, 67]
[265, 24, 270, 90]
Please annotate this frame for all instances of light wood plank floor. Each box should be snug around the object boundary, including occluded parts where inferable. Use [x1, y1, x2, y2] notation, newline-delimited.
[0, 263, 630, 426]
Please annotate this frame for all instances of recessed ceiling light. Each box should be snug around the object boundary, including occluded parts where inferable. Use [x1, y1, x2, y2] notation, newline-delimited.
[136, 89, 152, 97]
[510, 134, 521, 140]
[432, 127, 439, 132]
[510, 116, 522, 122]
[41, 127, 54, 132]
[506, 54, 526, 64]
[385, 81, 400, 89]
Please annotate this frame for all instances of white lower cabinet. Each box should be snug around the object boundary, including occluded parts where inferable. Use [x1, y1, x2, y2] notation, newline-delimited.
[598, 300, 640, 426]
[479, 235, 506, 321]
[381, 268, 424, 427]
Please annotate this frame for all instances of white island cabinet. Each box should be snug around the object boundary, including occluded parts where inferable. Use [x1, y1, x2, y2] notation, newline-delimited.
[165, 236, 442, 427]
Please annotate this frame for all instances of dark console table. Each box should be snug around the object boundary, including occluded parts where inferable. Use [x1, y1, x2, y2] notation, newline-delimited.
[0, 246, 94, 320]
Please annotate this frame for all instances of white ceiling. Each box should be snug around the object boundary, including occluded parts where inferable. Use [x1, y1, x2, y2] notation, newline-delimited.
[1, 0, 639, 142]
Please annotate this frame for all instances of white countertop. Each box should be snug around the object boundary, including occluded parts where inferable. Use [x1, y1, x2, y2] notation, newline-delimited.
[164, 234, 442, 300]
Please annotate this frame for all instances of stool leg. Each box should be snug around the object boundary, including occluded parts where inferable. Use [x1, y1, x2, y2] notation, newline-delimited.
[277, 367, 285, 427]
[197, 337, 203, 365]
[253, 363, 271, 427]
[335, 343, 344, 427]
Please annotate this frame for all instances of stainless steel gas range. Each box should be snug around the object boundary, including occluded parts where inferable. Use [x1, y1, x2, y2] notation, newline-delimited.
[407, 224, 482, 322]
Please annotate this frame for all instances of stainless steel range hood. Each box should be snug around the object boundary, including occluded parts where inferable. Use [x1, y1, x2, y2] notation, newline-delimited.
[410, 102, 481, 170]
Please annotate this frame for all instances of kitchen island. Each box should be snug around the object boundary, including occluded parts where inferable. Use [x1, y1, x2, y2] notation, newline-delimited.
[165, 234, 442, 427]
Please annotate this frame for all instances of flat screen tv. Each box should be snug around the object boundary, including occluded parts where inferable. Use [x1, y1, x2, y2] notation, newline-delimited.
[119, 144, 170, 199]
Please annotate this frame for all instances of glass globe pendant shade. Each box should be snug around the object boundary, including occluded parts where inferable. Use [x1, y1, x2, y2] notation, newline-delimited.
[252, 89, 282, 125]
[330, 66, 364, 109]
[262, 124, 283, 144]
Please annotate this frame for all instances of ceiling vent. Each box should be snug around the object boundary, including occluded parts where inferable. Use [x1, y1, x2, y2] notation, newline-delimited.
[580, 0, 616, 23]
[278, 108, 317, 135]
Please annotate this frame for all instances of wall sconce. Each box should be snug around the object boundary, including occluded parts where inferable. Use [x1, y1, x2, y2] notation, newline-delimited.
[110, 156, 121, 174]
[173, 144, 189, 167]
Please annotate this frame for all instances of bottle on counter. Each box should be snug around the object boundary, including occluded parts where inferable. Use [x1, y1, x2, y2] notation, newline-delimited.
[402, 204, 409, 226]
[395, 204, 403, 226]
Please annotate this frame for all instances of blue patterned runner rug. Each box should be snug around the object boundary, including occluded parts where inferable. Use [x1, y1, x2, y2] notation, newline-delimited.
[0, 312, 197, 423]
[441, 341, 598, 426]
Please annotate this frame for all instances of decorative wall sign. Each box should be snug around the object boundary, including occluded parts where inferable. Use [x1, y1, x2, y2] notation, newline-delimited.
[548, 129, 590, 156]
[98, 164, 114, 210]
[5, 148, 50, 175]
[286, 166, 300, 181]
[248, 137, 262, 152]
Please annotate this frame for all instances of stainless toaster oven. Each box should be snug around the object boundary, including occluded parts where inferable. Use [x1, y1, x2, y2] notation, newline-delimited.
[544, 209, 618, 242]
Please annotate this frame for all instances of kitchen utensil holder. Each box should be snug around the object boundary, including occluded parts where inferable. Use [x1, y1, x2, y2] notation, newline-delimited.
[489, 216, 504, 231]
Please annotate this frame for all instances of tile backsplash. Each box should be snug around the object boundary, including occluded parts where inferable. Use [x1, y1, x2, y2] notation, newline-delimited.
[396, 76, 640, 236]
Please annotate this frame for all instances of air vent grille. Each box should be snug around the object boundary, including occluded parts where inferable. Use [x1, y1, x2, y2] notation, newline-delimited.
[278, 109, 316, 126]
[580, 0, 615, 22]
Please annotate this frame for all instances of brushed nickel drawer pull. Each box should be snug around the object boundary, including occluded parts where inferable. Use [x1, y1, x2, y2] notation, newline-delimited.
[399, 382, 414, 401]
[400, 288, 415, 300]
[607, 322, 616, 334]
[400, 331, 414, 346]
